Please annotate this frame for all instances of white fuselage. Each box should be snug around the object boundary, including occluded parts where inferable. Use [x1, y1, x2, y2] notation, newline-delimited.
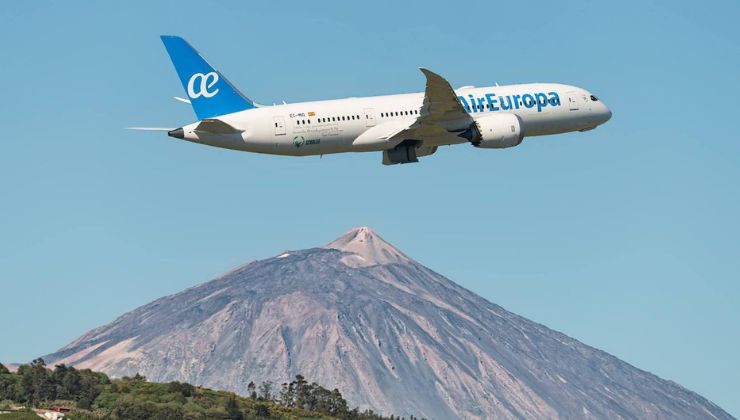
[176, 83, 611, 156]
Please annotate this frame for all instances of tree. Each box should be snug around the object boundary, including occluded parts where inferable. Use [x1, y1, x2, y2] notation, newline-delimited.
[293, 374, 310, 409]
[0, 371, 18, 401]
[112, 398, 158, 419]
[57, 366, 81, 400]
[0, 363, 9, 374]
[330, 388, 348, 416]
[258, 381, 273, 401]
[224, 394, 244, 420]
[279, 382, 293, 406]
[247, 381, 257, 400]
[254, 403, 271, 418]
[18, 358, 54, 404]
[76, 369, 106, 409]
[156, 405, 185, 420]
[168, 381, 195, 397]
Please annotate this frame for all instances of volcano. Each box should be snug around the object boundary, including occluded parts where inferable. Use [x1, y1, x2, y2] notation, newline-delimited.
[44, 227, 732, 419]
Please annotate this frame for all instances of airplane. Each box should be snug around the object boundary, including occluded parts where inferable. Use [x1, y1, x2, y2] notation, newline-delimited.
[132, 35, 611, 165]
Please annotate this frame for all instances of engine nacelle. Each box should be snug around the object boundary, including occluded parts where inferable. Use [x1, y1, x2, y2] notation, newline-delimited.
[470, 114, 524, 148]
[383, 140, 423, 165]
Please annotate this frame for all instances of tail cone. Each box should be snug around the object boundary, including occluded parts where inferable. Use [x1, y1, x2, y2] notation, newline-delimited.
[168, 128, 184, 139]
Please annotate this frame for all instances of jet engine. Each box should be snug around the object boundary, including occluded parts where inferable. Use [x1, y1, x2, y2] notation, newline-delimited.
[468, 114, 524, 148]
[383, 140, 423, 165]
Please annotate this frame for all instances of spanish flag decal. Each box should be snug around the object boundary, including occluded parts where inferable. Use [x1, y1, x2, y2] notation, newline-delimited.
[308, 111, 316, 116]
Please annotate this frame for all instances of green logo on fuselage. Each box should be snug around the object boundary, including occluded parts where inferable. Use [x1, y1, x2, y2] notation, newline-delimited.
[293, 135, 305, 148]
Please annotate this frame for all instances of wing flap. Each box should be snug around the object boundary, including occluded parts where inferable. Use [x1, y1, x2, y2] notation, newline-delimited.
[383, 68, 472, 148]
[352, 119, 412, 151]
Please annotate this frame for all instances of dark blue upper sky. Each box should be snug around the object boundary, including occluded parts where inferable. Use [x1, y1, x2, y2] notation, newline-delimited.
[1, 0, 738, 415]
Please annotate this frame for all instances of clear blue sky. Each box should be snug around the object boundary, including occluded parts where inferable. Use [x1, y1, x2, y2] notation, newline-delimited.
[2, 0, 739, 415]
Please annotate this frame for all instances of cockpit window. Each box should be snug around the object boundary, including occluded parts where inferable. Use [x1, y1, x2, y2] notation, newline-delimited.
[590, 95, 599, 101]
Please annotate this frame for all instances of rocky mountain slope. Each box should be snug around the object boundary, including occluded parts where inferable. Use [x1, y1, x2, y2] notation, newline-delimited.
[44, 228, 733, 419]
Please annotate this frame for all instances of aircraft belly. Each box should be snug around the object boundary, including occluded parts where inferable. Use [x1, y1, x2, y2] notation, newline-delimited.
[240, 125, 358, 157]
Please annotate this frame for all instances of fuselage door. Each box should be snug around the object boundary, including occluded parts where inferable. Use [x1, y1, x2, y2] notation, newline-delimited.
[273, 116, 286, 135]
[567, 93, 579, 111]
[364, 108, 376, 127]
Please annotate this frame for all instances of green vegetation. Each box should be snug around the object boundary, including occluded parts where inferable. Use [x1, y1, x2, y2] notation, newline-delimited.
[0, 361, 424, 420]
[0, 412, 41, 420]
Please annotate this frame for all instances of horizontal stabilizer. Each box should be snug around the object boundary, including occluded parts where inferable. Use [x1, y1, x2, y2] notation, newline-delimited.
[126, 127, 175, 131]
[194, 119, 243, 134]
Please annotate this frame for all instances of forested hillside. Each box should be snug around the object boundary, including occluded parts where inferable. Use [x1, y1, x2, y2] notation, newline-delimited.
[0, 360, 419, 419]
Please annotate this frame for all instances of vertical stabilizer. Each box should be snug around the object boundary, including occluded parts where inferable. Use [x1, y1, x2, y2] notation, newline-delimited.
[160, 35, 255, 119]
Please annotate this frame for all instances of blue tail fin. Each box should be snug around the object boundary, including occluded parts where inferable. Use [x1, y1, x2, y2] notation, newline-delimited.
[160, 35, 255, 120]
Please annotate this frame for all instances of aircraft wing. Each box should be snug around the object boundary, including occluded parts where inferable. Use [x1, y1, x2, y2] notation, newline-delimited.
[353, 68, 473, 164]
[418, 68, 472, 125]
[386, 68, 473, 145]
[378, 68, 473, 156]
